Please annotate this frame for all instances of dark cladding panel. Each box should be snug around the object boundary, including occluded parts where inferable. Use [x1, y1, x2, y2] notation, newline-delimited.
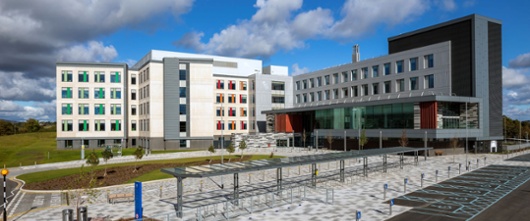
[389, 20, 473, 97]
[163, 58, 180, 139]
[488, 22, 502, 137]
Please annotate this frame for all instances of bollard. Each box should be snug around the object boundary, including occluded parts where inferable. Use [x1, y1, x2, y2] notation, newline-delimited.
[356, 210, 361, 221]
[459, 163, 461, 174]
[62, 209, 74, 221]
[383, 183, 388, 200]
[404, 178, 408, 193]
[421, 173, 424, 187]
[77, 206, 88, 221]
[448, 166, 451, 178]
[468, 161, 471, 171]
[389, 199, 394, 215]
[435, 170, 438, 183]
[477, 158, 479, 168]
[484, 157, 487, 165]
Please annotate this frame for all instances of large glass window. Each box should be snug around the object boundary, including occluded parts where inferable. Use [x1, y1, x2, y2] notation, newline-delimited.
[342, 87, 348, 98]
[131, 120, 137, 131]
[425, 54, 434, 68]
[94, 120, 105, 131]
[362, 84, 368, 96]
[240, 107, 247, 117]
[383, 63, 391, 75]
[228, 81, 236, 90]
[240, 94, 247, 103]
[342, 71, 349, 83]
[396, 79, 405, 92]
[384, 81, 391, 94]
[62, 120, 73, 131]
[410, 57, 418, 71]
[179, 104, 186, 115]
[111, 104, 122, 115]
[216, 121, 225, 130]
[317, 77, 322, 86]
[333, 73, 339, 84]
[131, 89, 137, 100]
[111, 72, 121, 83]
[361, 67, 369, 79]
[94, 88, 105, 99]
[111, 120, 121, 131]
[62, 87, 72, 98]
[78, 88, 89, 99]
[352, 86, 358, 97]
[272, 96, 285, 103]
[180, 87, 186, 98]
[216, 93, 224, 103]
[62, 104, 72, 115]
[228, 94, 236, 103]
[95, 71, 105, 83]
[62, 71, 73, 82]
[95, 104, 105, 115]
[78, 104, 89, 115]
[324, 75, 330, 85]
[179, 69, 186, 81]
[78, 120, 89, 131]
[396, 60, 404, 73]
[240, 81, 247, 90]
[295, 81, 300, 90]
[110, 88, 121, 99]
[372, 65, 379, 78]
[131, 105, 137, 116]
[130, 74, 136, 85]
[302, 79, 307, 89]
[425, 74, 434, 88]
[78, 71, 89, 82]
[410, 77, 419, 90]
[216, 107, 224, 116]
[351, 69, 357, 81]
[216, 80, 224, 89]
[372, 83, 379, 95]
[309, 78, 315, 87]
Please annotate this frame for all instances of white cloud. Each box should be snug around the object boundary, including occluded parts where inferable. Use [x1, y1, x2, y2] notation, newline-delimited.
[57, 41, 118, 63]
[502, 66, 529, 88]
[0, 72, 55, 101]
[508, 52, 530, 68]
[0, 100, 55, 122]
[291, 63, 310, 76]
[435, 0, 457, 11]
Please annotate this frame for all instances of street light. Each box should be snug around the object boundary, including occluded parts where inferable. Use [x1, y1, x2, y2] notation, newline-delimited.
[2, 168, 9, 221]
[221, 101, 224, 164]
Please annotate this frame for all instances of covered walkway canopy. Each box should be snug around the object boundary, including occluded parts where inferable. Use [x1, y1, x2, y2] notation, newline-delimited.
[161, 147, 432, 217]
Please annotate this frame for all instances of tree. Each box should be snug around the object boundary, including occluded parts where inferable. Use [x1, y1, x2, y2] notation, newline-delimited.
[450, 137, 460, 163]
[226, 142, 235, 162]
[359, 129, 368, 151]
[133, 146, 144, 172]
[24, 118, 41, 132]
[0, 120, 14, 136]
[239, 140, 247, 159]
[101, 148, 113, 176]
[85, 149, 100, 167]
[208, 144, 215, 164]
[399, 130, 408, 148]
[326, 133, 334, 149]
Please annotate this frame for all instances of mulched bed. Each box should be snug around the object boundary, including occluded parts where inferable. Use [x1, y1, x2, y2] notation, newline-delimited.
[24, 156, 252, 190]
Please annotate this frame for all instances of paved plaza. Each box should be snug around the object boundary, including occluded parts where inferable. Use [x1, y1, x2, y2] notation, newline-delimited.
[4, 148, 530, 221]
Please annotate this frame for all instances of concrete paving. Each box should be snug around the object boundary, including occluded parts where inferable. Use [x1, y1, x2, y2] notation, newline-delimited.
[3, 148, 530, 221]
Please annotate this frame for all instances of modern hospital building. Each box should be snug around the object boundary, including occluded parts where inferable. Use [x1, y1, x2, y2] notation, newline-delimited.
[56, 14, 502, 151]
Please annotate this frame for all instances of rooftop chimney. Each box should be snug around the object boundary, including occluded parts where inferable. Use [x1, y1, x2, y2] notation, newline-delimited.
[352, 44, 360, 63]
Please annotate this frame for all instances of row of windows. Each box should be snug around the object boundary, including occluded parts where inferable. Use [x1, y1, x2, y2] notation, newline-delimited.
[61, 87, 122, 99]
[216, 94, 248, 104]
[216, 120, 248, 130]
[61, 103, 122, 115]
[139, 85, 149, 100]
[61, 71, 122, 83]
[61, 119, 121, 131]
[216, 80, 247, 90]
[295, 54, 434, 90]
[215, 107, 248, 117]
[139, 68, 150, 84]
[296, 75, 435, 103]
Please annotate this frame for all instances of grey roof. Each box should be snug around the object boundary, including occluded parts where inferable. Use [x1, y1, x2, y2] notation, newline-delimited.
[161, 147, 431, 178]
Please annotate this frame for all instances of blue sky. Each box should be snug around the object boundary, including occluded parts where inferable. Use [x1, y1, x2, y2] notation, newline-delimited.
[0, 0, 529, 122]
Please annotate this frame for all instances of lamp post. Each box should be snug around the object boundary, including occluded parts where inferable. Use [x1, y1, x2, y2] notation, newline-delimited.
[2, 168, 9, 221]
[81, 138, 85, 160]
[221, 102, 224, 164]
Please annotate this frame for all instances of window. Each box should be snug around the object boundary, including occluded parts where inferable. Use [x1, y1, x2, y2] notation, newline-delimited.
[216, 107, 224, 116]
[228, 94, 236, 103]
[309, 92, 314, 102]
[62, 104, 72, 115]
[425, 74, 435, 89]
[131, 74, 136, 85]
[216, 80, 224, 89]
[78, 120, 89, 131]
[111, 104, 122, 115]
[240, 94, 247, 103]
[352, 86, 358, 97]
[94, 120, 105, 131]
[131, 120, 137, 131]
[228, 121, 236, 130]
[333, 73, 339, 84]
[61, 120, 73, 131]
[324, 75, 330, 85]
[240, 108, 247, 117]
[384, 63, 391, 75]
[78, 104, 89, 115]
[78, 87, 89, 99]
[179, 69, 186, 81]
[372, 83, 379, 95]
[61, 87, 73, 98]
[303, 93, 307, 103]
[324, 90, 330, 100]
[384, 81, 391, 94]
[78, 71, 89, 82]
[333, 89, 338, 99]
[61, 71, 73, 82]
[216, 94, 224, 103]
[317, 77, 322, 87]
[361, 67, 368, 79]
[228, 81, 236, 90]
[316, 91, 322, 101]
[131, 105, 137, 116]
[410, 57, 418, 71]
[95, 104, 105, 115]
[396, 60, 404, 73]
[410, 77, 419, 90]
[351, 69, 357, 81]
[131, 89, 137, 100]
[272, 96, 285, 103]
[216, 121, 225, 130]
[342, 87, 348, 98]
[425, 54, 434, 68]
[342, 72, 348, 83]
[396, 79, 405, 92]
[296, 81, 300, 90]
[302, 79, 307, 89]
[362, 84, 369, 96]
[179, 104, 186, 115]
[228, 108, 236, 116]
[241, 121, 247, 130]
[272, 81, 285, 90]
[240, 81, 247, 90]
[310, 78, 315, 88]
[180, 122, 186, 132]
[110, 88, 121, 99]
[251, 80, 255, 90]
[93, 71, 105, 83]
[94, 88, 105, 99]
[111, 72, 121, 83]
[179, 87, 186, 98]
[111, 120, 121, 131]
[372, 65, 379, 78]
[296, 94, 300, 103]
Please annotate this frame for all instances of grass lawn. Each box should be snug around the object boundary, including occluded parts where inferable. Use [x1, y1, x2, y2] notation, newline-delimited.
[0, 132, 201, 168]
[18, 154, 281, 187]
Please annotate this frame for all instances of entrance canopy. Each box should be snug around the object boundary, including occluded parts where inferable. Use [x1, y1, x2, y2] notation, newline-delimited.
[161, 147, 431, 178]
